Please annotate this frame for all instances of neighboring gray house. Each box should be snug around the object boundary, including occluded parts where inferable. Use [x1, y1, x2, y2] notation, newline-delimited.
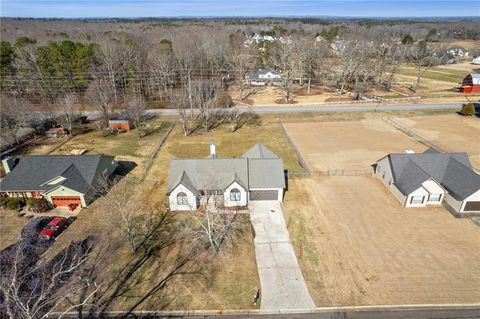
[167, 143, 285, 211]
[0, 155, 117, 208]
[375, 149, 480, 213]
[245, 67, 282, 85]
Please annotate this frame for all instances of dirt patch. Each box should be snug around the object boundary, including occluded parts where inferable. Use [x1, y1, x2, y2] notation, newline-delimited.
[395, 114, 480, 169]
[295, 87, 323, 96]
[283, 176, 480, 306]
[283, 119, 426, 171]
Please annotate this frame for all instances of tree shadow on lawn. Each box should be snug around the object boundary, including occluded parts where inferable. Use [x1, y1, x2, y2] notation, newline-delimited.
[76, 213, 207, 318]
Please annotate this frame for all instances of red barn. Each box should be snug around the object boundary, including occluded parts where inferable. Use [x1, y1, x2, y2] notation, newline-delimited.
[460, 73, 480, 93]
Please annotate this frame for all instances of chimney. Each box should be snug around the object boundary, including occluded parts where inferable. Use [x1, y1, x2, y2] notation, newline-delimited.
[2, 157, 17, 174]
[210, 140, 217, 158]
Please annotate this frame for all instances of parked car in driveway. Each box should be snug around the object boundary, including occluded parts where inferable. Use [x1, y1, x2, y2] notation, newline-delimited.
[39, 217, 71, 240]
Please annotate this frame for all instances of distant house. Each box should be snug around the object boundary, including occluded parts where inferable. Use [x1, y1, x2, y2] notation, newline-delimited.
[108, 119, 131, 131]
[375, 149, 480, 213]
[245, 68, 282, 86]
[0, 155, 117, 208]
[471, 56, 480, 65]
[460, 73, 480, 93]
[46, 127, 69, 138]
[167, 143, 285, 211]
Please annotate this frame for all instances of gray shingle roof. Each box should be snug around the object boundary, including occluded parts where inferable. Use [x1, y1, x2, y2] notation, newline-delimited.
[0, 155, 115, 194]
[385, 151, 480, 200]
[242, 144, 279, 159]
[167, 144, 285, 194]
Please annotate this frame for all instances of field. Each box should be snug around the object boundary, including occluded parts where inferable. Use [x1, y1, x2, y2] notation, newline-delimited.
[283, 118, 426, 171]
[396, 114, 480, 169]
[283, 176, 480, 305]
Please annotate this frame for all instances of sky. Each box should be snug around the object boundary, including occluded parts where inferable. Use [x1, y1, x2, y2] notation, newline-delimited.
[1, 0, 478, 18]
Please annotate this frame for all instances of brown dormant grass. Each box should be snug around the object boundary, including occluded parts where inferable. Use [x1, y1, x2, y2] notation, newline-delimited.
[283, 118, 427, 171]
[283, 176, 480, 306]
[395, 114, 480, 169]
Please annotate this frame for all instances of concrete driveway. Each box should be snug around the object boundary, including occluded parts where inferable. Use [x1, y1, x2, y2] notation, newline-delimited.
[249, 201, 315, 310]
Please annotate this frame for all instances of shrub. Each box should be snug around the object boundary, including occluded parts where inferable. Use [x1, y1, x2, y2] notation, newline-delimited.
[30, 198, 53, 213]
[461, 103, 475, 116]
[6, 198, 23, 210]
[0, 197, 9, 208]
[26, 198, 34, 206]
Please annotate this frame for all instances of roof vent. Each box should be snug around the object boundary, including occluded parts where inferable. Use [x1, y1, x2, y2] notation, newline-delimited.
[404, 149, 415, 154]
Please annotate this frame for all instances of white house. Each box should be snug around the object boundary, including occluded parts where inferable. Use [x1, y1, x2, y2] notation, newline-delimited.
[245, 68, 282, 86]
[471, 56, 480, 65]
[375, 148, 480, 213]
[167, 143, 285, 211]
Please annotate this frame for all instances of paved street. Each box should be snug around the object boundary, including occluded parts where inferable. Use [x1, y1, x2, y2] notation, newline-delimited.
[80, 102, 463, 119]
[249, 201, 315, 310]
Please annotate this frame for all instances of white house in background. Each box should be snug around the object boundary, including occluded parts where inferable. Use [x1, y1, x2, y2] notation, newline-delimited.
[472, 56, 480, 65]
[245, 68, 282, 86]
[375, 148, 480, 213]
[166, 143, 285, 211]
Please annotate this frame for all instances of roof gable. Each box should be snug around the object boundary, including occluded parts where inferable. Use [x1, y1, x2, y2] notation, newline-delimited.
[242, 144, 278, 159]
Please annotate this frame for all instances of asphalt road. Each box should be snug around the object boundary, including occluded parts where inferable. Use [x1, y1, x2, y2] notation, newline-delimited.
[54, 305, 480, 319]
[142, 102, 462, 116]
[81, 102, 462, 119]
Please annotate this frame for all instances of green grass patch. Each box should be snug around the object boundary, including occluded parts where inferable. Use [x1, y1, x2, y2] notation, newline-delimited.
[397, 66, 465, 83]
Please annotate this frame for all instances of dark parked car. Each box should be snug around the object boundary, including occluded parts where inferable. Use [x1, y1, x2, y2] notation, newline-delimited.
[39, 217, 70, 240]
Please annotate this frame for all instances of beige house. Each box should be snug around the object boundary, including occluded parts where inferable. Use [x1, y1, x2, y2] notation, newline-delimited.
[375, 149, 480, 213]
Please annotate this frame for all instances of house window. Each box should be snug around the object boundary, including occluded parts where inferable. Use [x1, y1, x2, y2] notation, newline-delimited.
[410, 196, 424, 205]
[177, 192, 188, 205]
[230, 188, 241, 202]
[428, 193, 442, 202]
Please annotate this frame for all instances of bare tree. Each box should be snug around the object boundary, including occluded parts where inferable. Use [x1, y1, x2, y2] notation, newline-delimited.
[95, 177, 171, 255]
[183, 177, 245, 256]
[0, 96, 32, 144]
[383, 42, 411, 90]
[0, 239, 98, 319]
[409, 41, 444, 92]
[224, 107, 261, 133]
[172, 87, 194, 136]
[229, 48, 256, 101]
[191, 79, 223, 132]
[270, 40, 297, 103]
[297, 36, 327, 93]
[126, 95, 146, 137]
[86, 78, 114, 130]
[95, 33, 144, 104]
[55, 93, 78, 133]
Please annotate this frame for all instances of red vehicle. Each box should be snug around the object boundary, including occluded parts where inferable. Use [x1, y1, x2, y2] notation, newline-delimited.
[39, 217, 69, 240]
